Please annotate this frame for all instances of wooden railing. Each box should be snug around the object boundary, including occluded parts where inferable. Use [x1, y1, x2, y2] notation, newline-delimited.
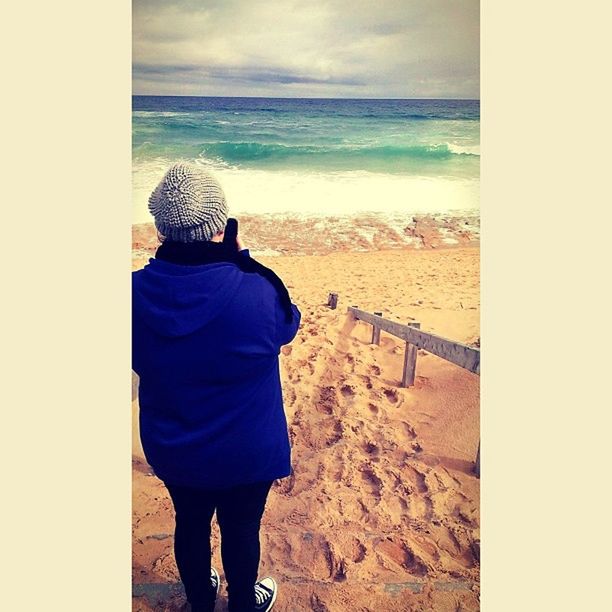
[347, 306, 480, 382]
[327, 293, 480, 476]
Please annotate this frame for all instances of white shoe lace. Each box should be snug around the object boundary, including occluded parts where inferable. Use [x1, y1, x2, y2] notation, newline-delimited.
[254, 583, 272, 606]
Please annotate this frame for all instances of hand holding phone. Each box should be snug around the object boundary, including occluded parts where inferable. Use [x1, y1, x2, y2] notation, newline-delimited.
[222, 218, 239, 250]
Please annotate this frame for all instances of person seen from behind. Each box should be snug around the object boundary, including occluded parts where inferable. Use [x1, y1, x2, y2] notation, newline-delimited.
[132, 162, 301, 612]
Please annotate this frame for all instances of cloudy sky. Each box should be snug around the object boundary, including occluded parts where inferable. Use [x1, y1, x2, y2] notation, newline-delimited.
[133, 0, 479, 99]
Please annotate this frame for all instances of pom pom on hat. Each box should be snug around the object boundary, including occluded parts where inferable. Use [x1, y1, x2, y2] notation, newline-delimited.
[148, 162, 228, 242]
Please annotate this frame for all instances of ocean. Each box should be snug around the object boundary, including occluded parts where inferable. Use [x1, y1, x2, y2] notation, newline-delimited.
[132, 96, 479, 225]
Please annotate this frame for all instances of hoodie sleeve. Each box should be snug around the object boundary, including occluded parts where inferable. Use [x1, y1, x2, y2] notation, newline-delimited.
[276, 297, 301, 347]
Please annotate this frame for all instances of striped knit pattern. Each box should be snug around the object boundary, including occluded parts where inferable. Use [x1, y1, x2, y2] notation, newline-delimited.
[148, 162, 228, 242]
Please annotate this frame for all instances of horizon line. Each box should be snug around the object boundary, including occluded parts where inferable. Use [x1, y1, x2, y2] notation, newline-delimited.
[132, 93, 480, 102]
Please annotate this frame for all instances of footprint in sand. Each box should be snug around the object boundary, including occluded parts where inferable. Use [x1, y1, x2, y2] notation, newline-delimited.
[408, 533, 441, 565]
[386, 492, 410, 520]
[289, 372, 302, 384]
[471, 539, 481, 563]
[395, 465, 434, 521]
[323, 418, 344, 447]
[375, 537, 429, 577]
[310, 593, 330, 612]
[363, 440, 379, 455]
[311, 417, 344, 449]
[345, 353, 356, 372]
[317, 385, 338, 415]
[361, 374, 374, 390]
[402, 422, 417, 439]
[297, 358, 315, 375]
[318, 538, 348, 582]
[454, 505, 479, 528]
[362, 440, 381, 463]
[284, 387, 297, 406]
[348, 418, 365, 435]
[360, 465, 383, 498]
[437, 526, 477, 568]
[432, 471, 454, 493]
[408, 466, 429, 494]
[340, 384, 355, 399]
[352, 539, 367, 563]
[383, 387, 400, 404]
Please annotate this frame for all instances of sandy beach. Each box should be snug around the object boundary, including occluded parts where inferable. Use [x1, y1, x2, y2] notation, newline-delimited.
[132, 217, 480, 611]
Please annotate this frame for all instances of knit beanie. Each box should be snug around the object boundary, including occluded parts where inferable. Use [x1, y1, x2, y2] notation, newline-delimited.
[148, 162, 228, 242]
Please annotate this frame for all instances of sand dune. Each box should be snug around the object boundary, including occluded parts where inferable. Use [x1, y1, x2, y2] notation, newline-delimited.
[133, 234, 480, 611]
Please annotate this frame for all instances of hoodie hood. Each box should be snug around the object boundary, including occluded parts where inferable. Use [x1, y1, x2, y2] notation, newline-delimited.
[132, 258, 244, 337]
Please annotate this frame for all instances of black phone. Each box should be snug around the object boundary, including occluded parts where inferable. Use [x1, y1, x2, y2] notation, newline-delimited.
[222, 217, 238, 250]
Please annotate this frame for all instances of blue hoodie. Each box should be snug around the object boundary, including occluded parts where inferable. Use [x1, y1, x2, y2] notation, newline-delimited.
[132, 254, 301, 489]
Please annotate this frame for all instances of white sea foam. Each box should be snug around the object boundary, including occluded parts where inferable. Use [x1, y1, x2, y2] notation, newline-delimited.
[438, 227, 461, 244]
[132, 160, 480, 225]
[133, 111, 183, 118]
[446, 143, 481, 156]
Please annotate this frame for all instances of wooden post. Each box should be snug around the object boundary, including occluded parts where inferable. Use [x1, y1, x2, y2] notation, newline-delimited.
[328, 292, 338, 309]
[474, 441, 480, 478]
[371, 312, 383, 344]
[401, 322, 421, 387]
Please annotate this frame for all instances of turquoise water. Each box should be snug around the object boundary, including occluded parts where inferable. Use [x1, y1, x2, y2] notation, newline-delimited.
[132, 97, 479, 223]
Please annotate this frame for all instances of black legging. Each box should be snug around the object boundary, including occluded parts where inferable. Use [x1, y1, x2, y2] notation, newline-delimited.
[165, 479, 274, 612]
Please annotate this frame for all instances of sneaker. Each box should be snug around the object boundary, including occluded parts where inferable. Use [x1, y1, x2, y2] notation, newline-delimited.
[211, 566, 220, 598]
[254, 577, 277, 611]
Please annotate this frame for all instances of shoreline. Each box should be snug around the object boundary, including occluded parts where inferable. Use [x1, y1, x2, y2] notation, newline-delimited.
[132, 210, 480, 263]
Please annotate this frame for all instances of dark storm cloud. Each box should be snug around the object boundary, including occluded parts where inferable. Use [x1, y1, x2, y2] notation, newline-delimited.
[133, 63, 364, 86]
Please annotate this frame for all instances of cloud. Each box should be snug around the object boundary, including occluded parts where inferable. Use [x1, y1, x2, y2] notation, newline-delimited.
[133, 0, 479, 98]
[133, 63, 364, 86]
